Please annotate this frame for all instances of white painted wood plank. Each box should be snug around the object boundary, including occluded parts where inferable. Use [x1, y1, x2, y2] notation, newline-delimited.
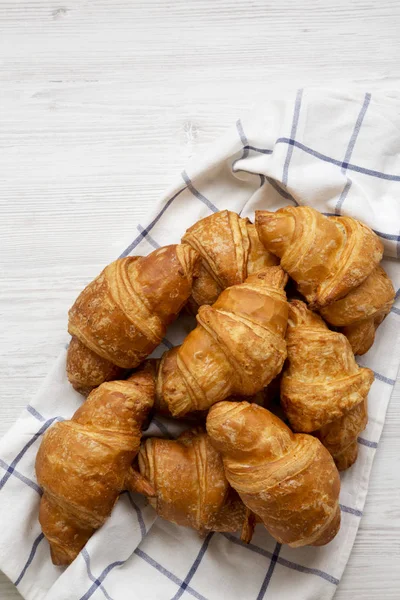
[1, 1, 399, 598]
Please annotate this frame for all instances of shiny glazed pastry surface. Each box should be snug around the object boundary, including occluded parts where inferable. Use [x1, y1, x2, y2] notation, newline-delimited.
[152, 349, 269, 418]
[67, 244, 199, 394]
[255, 206, 383, 308]
[182, 210, 278, 311]
[320, 265, 395, 355]
[315, 399, 368, 471]
[47, 206, 396, 562]
[139, 428, 251, 538]
[154, 266, 289, 417]
[281, 300, 373, 469]
[206, 401, 341, 547]
[35, 369, 155, 565]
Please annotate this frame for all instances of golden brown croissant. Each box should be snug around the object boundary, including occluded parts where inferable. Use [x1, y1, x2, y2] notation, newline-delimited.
[67, 244, 200, 395]
[206, 401, 341, 547]
[35, 369, 155, 566]
[150, 266, 288, 417]
[138, 428, 253, 540]
[255, 206, 383, 308]
[314, 399, 368, 471]
[182, 210, 278, 311]
[320, 265, 395, 355]
[151, 348, 270, 417]
[281, 300, 374, 469]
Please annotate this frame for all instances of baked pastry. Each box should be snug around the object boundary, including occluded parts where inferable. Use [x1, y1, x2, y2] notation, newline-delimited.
[315, 399, 368, 471]
[139, 428, 253, 541]
[255, 206, 383, 308]
[67, 244, 199, 395]
[281, 300, 374, 469]
[151, 349, 270, 417]
[320, 265, 395, 355]
[36, 369, 155, 565]
[182, 210, 278, 311]
[151, 266, 289, 417]
[207, 401, 341, 547]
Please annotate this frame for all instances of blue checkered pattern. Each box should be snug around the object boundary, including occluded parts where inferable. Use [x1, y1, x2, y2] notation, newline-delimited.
[2, 400, 375, 597]
[1, 88, 399, 600]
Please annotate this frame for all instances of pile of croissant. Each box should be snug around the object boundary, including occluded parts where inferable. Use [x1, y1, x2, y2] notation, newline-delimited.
[34, 206, 395, 566]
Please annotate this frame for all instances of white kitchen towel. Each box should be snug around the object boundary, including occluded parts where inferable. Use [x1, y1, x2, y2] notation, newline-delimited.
[0, 88, 399, 600]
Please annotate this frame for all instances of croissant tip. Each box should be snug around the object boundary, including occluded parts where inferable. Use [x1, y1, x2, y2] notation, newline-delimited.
[177, 243, 202, 279]
[244, 265, 288, 290]
[254, 210, 276, 227]
[183, 209, 231, 237]
[50, 548, 74, 567]
[240, 508, 257, 544]
[127, 468, 156, 497]
[69, 381, 93, 397]
[288, 300, 326, 329]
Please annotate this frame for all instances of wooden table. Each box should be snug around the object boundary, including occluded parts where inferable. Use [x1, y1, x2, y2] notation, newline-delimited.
[1, 1, 399, 598]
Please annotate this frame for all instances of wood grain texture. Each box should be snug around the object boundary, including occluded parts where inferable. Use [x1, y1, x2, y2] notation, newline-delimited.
[1, 1, 399, 598]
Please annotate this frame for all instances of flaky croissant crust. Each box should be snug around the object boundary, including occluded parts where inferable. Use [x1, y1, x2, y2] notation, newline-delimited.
[207, 401, 341, 548]
[255, 206, 383, 308]
[182, 210, 278, 310]
[281, 300, 374, 432]
[320, 265, 395, 355]
[139, 428, 249, 536]
[153, 266, 289, 417]
[36, 370, 154, 566]
[67, 244, 199, 394]
[315, 399, 368, 471]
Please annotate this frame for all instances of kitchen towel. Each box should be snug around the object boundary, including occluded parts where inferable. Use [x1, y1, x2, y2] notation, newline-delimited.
[0, 88, 399, 600]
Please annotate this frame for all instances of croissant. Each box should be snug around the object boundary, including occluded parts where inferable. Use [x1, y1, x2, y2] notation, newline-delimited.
[315, 399, 368, 471]
[281, 300, 374, 469]
[182, 210, 278, 311]
[138, 428, 253, 541]
[152, 348, 269, 417]
[320, 265, 395, 355]
[67, 244, 199, 395]
[151, 266, 288, 417]
[255, 206, 383, 308]
[206, 401, 341, 547]
[35, 369, 155, 565]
